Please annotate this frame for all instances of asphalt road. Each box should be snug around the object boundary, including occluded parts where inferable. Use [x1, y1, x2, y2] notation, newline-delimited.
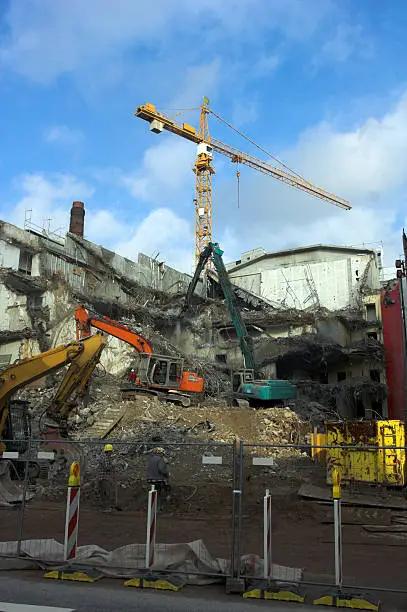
[0, 573, 321, 612]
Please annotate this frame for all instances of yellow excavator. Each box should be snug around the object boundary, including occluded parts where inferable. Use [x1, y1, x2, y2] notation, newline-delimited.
[0, 333, 107, 500]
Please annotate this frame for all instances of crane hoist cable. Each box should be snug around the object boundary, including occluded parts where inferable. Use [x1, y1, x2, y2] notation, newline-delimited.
[209, 108, 306, 181]
[236, 163, 241, 209]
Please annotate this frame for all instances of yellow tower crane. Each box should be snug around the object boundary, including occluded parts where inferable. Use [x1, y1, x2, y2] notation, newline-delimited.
[135, 99, 351, 266]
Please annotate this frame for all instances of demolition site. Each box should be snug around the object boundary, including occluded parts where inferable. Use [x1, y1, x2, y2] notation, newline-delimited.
[0, 106, 407, 609]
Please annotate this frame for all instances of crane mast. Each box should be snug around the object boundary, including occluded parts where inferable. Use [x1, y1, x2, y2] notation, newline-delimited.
[194, 101, 214, 267]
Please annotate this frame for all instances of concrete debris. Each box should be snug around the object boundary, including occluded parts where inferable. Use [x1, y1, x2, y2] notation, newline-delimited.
[106, 396, 308, 454]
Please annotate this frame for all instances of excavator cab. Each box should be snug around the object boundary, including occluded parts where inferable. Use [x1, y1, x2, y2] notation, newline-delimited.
[121, 353, 201, 406]
[3, 400, 31, 454]
[232, 369, 255, 392]
[136, 353, 183, 389]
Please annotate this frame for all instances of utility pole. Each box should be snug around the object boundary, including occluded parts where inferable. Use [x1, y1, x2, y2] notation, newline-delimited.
[395, 247, 407, 420]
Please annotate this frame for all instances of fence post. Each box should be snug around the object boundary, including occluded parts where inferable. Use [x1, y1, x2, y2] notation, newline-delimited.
[17, 438, 31, 557]
[229, 439, 237, 578]
[332, 469, 342, 591]
[236, 441, 244, 580]
[226, 441, 245, 594]
[64, 461, 80, 561]
[146, 484, 157, 569]
[263, 488, 272, 580]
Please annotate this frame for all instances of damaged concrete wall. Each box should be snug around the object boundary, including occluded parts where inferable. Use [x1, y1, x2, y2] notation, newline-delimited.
[229, 247, 381, 311]
[0, 284, 32, 331]
[0, 220, 202, 312]
[0, 338, 41, 365]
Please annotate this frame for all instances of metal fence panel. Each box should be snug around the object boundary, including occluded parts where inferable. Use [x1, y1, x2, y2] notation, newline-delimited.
[239, 442, 407, 595]
[0, 438, 236, 579]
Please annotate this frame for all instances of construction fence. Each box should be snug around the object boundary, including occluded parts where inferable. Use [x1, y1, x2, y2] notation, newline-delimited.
[0, 437, 406, 601]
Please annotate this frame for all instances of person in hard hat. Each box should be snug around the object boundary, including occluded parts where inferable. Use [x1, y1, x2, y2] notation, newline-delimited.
[128, 368, 137, 383]
[97, 443, 116, 512]
[146, 447, 170, 511]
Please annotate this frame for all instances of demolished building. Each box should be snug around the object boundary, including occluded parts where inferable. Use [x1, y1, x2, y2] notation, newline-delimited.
[0, 202, 391, 422]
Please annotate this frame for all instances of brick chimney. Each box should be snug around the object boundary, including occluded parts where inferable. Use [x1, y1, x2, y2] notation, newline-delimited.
[69, 201, 85, 237]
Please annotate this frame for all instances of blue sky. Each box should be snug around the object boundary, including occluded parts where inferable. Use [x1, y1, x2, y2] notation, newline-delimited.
[1, 0, 407, 273]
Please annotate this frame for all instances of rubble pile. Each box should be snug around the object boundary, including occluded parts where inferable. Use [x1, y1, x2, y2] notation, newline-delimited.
[109, 396, 308, 454]
[286, 399, 334, 423]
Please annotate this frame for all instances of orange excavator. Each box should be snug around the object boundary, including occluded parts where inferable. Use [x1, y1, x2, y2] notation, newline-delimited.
[74, 306, 203, 407]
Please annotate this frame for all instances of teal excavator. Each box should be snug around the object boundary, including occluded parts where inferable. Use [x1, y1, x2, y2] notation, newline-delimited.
[181, 242, 297, 407]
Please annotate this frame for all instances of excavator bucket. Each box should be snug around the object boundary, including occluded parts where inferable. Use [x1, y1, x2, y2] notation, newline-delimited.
[0, 461, 33, 505]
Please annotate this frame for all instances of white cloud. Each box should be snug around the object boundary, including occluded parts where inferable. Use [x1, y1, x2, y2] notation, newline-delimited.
[0, 0, 337, 83]
[214, 90, 407, 268]
[44, 125, 84, 146]
[85, 210, 124, 244]
[120, 137, 195, 203]
[2, 173, 94, 233]
[114, 208, 194, 272]
[288, 92, 407, 198]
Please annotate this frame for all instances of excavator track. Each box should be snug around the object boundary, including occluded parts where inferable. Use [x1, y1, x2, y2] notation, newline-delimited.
[120, 386, 191, 407]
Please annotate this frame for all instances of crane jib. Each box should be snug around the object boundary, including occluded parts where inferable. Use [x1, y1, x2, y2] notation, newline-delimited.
[135, 102, 351, 263]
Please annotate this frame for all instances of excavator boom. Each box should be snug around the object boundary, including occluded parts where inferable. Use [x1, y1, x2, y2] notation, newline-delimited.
[0, 341, 84, 438]
[75, 306, 204, 398]
[46, 332, 107, 421]
[0, 334, 107, 503]
[182, 242, 256, 371]
[75, 305, 152, 354]
[182, 243, 296, 406]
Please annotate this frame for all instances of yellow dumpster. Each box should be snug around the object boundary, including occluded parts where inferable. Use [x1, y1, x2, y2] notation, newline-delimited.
[326, 420, 405, 487]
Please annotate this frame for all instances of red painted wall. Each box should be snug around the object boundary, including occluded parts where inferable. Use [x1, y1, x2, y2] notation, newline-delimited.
[381, 282, 405, 419]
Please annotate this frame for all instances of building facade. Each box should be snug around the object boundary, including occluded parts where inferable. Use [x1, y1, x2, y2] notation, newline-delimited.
[227, 244, 382, 311]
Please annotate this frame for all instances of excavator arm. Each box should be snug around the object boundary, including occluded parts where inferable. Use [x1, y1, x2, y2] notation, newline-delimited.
[0, 341, 84, 441]
[46, 332, 107, 423]
[75, 305, 152, 354]
[181, 244, 213, 314]
[182, 243, 256, 372]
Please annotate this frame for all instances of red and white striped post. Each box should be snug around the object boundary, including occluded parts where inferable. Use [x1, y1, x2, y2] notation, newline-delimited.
[145, 484, 157, 569]
[263, 488, 272, 580]
[64, 461, 81, 561]
[332, 469, 343, 591]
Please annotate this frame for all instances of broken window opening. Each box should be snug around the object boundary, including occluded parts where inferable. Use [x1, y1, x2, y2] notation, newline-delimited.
[355, 399, 365, 419]
[319, 372, 328, 384]
[337, 371, 346, 382]
[29, 295, 43, 310]
[365, 303, 377, 322]
[371, 400, 383, 418]
[18, 250, 33, 276]
[366, 331, 378, 341]
[370, 369, 380, 382]
[215, 354, 227, 364]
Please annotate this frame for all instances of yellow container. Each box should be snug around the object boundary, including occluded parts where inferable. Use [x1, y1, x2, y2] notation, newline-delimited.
[311, 428, 327, 465]
[326, 420, 405, 486]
